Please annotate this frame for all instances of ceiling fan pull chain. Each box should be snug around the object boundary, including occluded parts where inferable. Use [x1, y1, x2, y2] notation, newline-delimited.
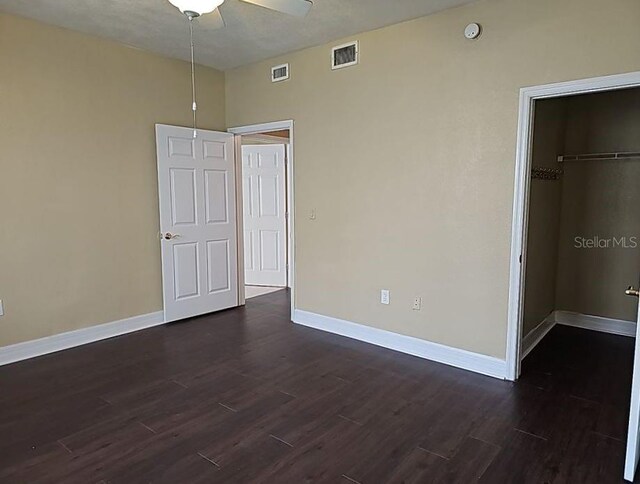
[188, 16, 197, 139]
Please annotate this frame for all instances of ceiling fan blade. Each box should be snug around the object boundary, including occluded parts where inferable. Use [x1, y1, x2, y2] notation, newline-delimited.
[201, 8, 225, 29]
[240, 0, 312, 17]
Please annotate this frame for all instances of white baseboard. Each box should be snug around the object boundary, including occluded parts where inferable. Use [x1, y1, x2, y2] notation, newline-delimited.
[521, 313, 556, 359]
[0, 311, 165, 367]
[520, 310, 636, 362]
[292, 309, 507, 380]
[555, 310, 636, 337]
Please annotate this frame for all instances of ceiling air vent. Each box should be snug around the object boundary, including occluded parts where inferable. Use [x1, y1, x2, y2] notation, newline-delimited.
[271, 63, 290, 82]
[332, 41, 358, 70]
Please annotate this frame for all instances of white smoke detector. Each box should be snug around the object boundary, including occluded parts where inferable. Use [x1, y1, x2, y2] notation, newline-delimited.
[464, 23, 482, 40]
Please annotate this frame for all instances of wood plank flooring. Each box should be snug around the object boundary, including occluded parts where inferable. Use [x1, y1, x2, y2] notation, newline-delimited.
[0, 290, 635, 483]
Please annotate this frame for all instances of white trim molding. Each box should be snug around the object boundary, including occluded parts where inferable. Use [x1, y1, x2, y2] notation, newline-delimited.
[293, 309, 507, 380]
[521, 312, 556, 359]
[520, 310, 637, 363]
[0, 311, 165, 367]
[555, 310, 636, 338]
[506, 70, 640, 381]
[228, 120, 293, 136]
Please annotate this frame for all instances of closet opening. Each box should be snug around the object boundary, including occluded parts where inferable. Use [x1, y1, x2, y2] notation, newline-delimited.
[522, 89, 640, 356]
[508, 76, 640, 481]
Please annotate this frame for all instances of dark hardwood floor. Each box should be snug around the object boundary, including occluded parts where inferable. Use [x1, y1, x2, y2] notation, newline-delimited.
[0, 290, 636, 483]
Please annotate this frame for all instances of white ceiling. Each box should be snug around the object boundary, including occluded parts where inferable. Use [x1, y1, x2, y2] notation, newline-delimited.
[0, 0, 476, 70]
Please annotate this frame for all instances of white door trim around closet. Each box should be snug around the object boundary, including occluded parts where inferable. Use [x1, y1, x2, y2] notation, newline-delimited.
[228, 120, 295, 316]
[506, 70, 640, 382]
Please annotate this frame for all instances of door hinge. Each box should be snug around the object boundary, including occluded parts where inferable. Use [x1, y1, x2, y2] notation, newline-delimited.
[519, 254, 523, 263]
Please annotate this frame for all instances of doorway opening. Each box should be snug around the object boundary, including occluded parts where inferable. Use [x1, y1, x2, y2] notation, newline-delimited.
[228, 121, 294, 310]
[507, 73, 640, 481]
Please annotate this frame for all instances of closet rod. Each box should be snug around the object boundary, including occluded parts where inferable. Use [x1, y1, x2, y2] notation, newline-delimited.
[557, 151, 640, 163]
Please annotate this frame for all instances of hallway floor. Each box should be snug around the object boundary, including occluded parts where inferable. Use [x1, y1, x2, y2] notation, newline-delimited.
[0, 291, 635, 482]
[245, 285, 284, 299]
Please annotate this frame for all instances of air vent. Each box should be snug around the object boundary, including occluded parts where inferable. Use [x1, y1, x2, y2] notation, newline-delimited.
[332, 41, 358, 70]
[271, 63, 289, 82]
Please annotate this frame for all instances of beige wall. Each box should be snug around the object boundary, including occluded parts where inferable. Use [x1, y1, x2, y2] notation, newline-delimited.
[226, 0, 640, 359]
[522, 99, 567, 335]
[556, 89, 640, 321]
[0, 13, 225, 346]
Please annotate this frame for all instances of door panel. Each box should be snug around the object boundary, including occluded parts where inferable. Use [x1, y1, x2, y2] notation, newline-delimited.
[173, 242, 199, 300]
[156, 124, 238, 322]
[206, 240, 230, 293]
[625, 290, 640, 481]
[259, 174, 280, 217]
[259, 230, 280, 271]
[168, 136, 194, 157]
[170, 169, 197, 225]
[244, 230, 254, 271]
[242, 145, 287, 287]
[203, 140, 226, 159]
[204, 169, 228, 224]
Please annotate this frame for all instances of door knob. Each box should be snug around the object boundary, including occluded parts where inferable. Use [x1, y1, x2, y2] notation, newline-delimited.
[163, 232, 180, 240]
[626, 286, 640, 297]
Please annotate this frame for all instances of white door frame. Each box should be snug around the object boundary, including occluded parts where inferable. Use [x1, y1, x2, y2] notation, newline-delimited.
[506, 71, 640, 381]
[228, 120, 295, 315]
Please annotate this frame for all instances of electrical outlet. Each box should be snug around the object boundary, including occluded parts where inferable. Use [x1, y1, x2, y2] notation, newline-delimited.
[0, 299, 4, 316]
[412, 297, 422, 311]
[380, 290, 390, 305]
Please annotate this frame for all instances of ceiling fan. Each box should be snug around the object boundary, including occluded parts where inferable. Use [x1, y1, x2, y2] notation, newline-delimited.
[168, 0, 312, 139]
[168, 0, 313, 28]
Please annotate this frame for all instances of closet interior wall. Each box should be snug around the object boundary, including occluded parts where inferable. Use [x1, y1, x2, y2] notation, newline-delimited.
[523, 88, 640, 338]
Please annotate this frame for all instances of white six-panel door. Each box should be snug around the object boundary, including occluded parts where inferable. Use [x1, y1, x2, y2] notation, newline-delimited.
[156, 125, 238, 322]
[242, 144, 287, 287]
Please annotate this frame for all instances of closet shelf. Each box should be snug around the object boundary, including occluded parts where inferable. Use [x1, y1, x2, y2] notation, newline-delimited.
[557, 151, 640, 163]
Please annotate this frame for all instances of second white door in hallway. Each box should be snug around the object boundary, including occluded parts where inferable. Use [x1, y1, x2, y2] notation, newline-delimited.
[242, 144, 287, 287]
